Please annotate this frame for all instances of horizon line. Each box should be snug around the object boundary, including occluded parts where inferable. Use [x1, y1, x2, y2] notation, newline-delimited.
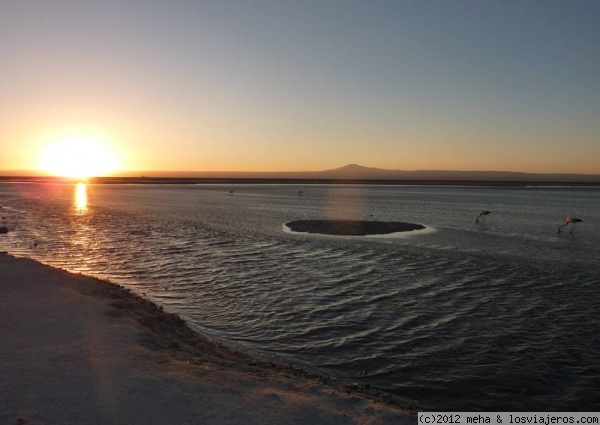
[2, 165, 600, 178]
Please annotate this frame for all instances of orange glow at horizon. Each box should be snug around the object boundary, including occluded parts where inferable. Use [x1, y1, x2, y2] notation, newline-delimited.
[38, 136, 119, 179]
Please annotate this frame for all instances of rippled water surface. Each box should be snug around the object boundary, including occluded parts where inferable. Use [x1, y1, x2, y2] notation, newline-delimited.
[1, 183, 599, 410]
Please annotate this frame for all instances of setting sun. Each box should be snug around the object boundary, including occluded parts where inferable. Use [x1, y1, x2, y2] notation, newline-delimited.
[39, 136, 119, 179]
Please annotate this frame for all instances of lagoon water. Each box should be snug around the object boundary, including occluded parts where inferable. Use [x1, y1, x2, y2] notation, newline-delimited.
[1, 183, 599, 410]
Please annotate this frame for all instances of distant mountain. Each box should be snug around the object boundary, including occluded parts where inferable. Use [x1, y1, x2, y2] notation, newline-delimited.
[3, 164, 600, 183]
[320, 164, 394, 178]
[317, 164, 600, 182]
[121, 164, 600, 183]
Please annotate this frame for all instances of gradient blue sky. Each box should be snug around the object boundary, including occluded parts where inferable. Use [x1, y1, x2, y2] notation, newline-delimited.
[2, 0, 599, 174]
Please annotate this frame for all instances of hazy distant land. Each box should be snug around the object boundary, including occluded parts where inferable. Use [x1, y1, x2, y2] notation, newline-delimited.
[2, 164, 600, 185]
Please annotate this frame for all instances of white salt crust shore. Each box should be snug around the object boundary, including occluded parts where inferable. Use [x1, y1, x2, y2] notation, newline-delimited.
[0, 254, 415, 425]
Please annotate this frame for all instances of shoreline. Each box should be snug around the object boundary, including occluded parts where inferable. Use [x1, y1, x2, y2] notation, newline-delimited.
[0, 253, 415, 424]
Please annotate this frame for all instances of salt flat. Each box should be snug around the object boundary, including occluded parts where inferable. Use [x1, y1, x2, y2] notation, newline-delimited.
[0, 254, 413, 425]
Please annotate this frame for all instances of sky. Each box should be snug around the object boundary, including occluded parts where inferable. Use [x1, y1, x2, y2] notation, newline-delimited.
[1, 0, 599, 175]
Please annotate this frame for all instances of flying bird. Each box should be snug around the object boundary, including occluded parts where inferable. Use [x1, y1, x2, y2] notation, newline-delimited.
[228, 190, 234, 196]
[558, 217, 582, 234]
[476, 210, 490, 224]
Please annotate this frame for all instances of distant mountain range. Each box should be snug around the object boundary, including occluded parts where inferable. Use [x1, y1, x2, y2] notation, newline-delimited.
[118, 163, 600, 183]
[3, 164, 600, 183]
[315, 164, 600, 182]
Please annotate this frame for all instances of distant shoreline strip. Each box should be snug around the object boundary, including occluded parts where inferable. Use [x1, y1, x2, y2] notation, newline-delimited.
[1, 176, 600, 187]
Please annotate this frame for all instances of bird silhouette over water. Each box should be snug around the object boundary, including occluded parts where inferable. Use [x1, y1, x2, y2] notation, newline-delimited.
[228, 190, 234, 196]
[558, 217, 582, 234]
[476, 210, 490, 224]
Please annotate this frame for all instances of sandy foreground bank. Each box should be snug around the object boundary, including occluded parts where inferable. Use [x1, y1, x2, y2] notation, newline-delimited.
[0, 254, 415, 425]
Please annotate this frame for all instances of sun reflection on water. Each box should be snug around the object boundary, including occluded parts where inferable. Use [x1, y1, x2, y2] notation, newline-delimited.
[74, 183, 88, 215]
[69, 182, 96, 273]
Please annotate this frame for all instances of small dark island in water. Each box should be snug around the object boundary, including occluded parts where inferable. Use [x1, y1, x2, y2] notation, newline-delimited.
[285, 220, 425, 236]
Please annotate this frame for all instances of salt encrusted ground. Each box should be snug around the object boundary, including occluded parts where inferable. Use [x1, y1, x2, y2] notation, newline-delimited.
[0, 254, 415, 425]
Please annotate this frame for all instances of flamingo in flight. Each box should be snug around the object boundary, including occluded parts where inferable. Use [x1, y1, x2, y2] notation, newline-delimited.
[558, 217, 582, 234]
[476, 210, 490, 224]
